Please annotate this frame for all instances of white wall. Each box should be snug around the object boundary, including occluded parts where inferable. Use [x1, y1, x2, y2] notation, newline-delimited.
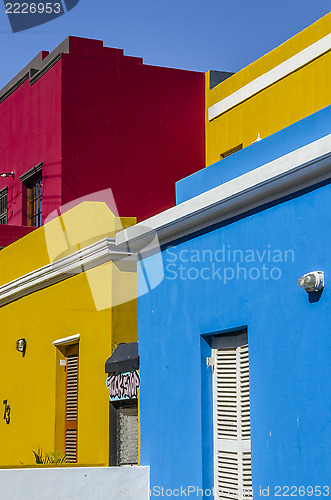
[0, 466, 150, 499]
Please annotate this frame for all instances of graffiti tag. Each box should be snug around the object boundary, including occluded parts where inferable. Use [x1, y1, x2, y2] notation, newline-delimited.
[106, 370, 140, 401]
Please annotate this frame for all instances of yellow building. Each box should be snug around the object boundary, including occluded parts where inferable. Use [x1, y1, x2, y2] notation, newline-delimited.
[0, 202, 137, 467]
[206, 12, 331, 166]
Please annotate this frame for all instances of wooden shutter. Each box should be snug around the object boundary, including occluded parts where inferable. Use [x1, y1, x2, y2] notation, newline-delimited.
[65, 344, 79, 462]
[212, 333, 252, 500]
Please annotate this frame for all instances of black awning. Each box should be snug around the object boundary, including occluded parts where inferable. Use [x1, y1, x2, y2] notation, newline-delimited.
[105, 342, 139, 373]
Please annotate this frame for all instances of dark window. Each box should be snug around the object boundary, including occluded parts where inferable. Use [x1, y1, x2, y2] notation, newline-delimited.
[117, 405, 138, 465]
[105, 343, 139, 467]
[0, 187, 8, 224]
[27, 176, 42, 227]
[19, 163, 43, 227]
[109, 400, 138, 466]
[220, 143, 243, 159]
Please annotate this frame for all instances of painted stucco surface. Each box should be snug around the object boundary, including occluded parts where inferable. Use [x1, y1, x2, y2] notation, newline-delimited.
[0, 36, 205, 225]
[177, 103, 331, 203]
[138, 108, 331, 496]
[0, 202, 137, 466]
[205, 12, 331, 167]
[0, 466, 150, 499]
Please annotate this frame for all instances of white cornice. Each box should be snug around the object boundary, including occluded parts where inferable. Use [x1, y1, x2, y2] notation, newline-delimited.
[2, 135, 331, 306]
[0, 237, 134, 308]
[53, 334, 80, 346]
[208, 33, 331, 121]
[116, 134, 331, 247]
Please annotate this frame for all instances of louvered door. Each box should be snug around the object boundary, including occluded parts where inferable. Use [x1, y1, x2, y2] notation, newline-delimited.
[65, 344, 79, 462]
[212, 333, 253, 500]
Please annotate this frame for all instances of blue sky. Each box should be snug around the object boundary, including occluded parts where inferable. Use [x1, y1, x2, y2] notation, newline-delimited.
[0, 0, 330, 90]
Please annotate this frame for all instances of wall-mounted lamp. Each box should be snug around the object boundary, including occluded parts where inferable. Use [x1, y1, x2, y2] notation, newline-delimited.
[298, 271, 324, 293]
[0, 171, 14, 178]
[16, 338, 27, 356]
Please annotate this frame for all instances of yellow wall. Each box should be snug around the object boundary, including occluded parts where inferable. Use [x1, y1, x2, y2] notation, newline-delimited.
[206, 12, 331, 166]
[0, 202, 137, 466]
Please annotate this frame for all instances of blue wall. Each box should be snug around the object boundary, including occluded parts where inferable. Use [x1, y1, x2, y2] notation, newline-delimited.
[139, 108, 331, 499]
[139, 185, 331, 497]
[176, 103, 331, 204]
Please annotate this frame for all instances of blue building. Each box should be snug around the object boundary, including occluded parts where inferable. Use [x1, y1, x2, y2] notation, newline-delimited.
[118, 104, 331, 499]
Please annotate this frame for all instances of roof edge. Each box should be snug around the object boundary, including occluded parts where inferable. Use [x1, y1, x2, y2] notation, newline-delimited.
[116, 134, 331, 247]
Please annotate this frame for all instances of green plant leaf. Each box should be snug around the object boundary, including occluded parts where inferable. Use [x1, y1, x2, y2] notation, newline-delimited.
[32, 448, 68, 465]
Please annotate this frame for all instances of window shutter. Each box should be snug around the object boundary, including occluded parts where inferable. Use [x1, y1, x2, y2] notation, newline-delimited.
[66, 354, 78, 421]
[212, 333, 252, 500]
[20, 163, 43, 227]
[0, 187, 8, 224]
[65, 429, 77, 462]
[65, 351, 79, 462]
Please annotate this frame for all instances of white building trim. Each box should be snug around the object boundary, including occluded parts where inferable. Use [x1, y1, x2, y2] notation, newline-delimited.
[116, 134, 331, 247]
[53, 334, 80, 346]
[2, 135, 331, 306]
[208, 33, 331, 121]
[0, 238, 134, 308]
[0, 466, 150, 500]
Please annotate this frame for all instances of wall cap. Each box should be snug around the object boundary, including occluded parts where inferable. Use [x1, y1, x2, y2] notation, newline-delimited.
[208, 33, 331, 120]
[116, 134, 331, 247]
[0, 237, 135, 308]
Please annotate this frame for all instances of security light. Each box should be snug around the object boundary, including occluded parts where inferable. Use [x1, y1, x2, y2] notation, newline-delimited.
[0, 171, 14, 178]
[16, 338, 27, 356]
[298, 271, 324, 293]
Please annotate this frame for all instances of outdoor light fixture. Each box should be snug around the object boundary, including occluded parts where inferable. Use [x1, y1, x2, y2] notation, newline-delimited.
[298, 271, 324, 293]
[16, 338, 27, 356]
[0, 171, 14, 178]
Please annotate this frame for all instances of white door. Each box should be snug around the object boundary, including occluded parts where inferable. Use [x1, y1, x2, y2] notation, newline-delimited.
[212, 333, 253, 500]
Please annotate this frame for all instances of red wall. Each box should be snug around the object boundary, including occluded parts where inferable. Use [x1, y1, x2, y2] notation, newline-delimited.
[61, 39, 205, 221]
[0, 225, 35, 248]
[0, 37, 205, 225]
[0, 57, 62, 225]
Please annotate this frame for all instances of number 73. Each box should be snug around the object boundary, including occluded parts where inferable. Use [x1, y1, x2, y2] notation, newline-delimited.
[3, 400, 10, 425]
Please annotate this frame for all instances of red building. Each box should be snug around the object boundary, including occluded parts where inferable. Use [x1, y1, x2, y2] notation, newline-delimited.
[0, 36, 205, 241]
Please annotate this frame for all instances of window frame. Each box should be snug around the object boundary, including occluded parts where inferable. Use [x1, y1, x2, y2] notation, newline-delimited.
[26, 176, 42, 227]
[220, 144, 243, 159]
[109, 398, 138, 466]
[19, 162, 43, 227]
[211, 331, 253, 500]
[0, 186, 8, 224]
